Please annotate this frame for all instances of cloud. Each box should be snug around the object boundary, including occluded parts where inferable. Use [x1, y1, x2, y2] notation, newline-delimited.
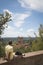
[1, 25, 25, 37]
[26, 29, 39, 37]
[1, 26, 16, 37]
[1, 25, 39, 37]
[18, 0, 43, 12]
[12, 13, 29, 27]
[3, 9, 30, 28]
[26, 29, 35, 37]
[1, 9, 31, 37]
[19, 28, 23, 31]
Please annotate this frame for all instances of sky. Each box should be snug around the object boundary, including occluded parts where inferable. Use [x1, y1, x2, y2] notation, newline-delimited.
[0, 0, 43, 37]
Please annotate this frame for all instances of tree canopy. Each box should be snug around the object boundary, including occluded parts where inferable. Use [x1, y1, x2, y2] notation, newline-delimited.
[0, 11, 12, 36]
[39, 24, 43, 38]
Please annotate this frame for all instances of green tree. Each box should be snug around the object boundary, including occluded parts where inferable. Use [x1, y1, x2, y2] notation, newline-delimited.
[38, 24, 43, 50]
[32, 40, 39, 51]
[32, 24, 43, 51]
[39, 24, 43, 39]
[0, 10, 12, 57]
[0, 11, 11, 38]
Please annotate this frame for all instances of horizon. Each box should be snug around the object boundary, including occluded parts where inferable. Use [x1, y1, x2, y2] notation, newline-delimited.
[1, 36, 38, 38]
[0, 0, 43, 37]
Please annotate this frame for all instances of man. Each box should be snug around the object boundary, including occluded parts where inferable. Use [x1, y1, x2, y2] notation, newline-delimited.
[5, 41, 15, 61]
[5, 40, 25, 61]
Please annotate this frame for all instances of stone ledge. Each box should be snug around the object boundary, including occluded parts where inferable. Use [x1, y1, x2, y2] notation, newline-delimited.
[24, 50, 43, 58]
[0, 50, 43, 65]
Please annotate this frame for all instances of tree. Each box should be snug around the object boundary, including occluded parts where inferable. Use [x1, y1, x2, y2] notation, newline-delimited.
[32, 24, 43, 51]
[0, 11, 12, 57]
[38, 24, 43, 50]
[39, 24, 43, 38]
[0, 11, 11, 38]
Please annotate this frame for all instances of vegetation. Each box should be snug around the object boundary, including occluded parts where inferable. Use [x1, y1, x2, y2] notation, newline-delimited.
[0, 10, 11, 37]
[0, 15, 43, 58]
[0, 11, 11, 57]
[32, 24, 43, 51]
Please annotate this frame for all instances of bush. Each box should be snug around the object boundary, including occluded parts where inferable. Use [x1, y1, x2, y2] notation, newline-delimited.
[0, 42, 5, 57]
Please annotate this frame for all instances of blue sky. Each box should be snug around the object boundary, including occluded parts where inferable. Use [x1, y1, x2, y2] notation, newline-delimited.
[0, 0, 43, 37]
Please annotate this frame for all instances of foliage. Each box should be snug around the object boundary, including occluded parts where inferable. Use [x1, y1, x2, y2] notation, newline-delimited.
[13, 46, 31, 53]
[32, 40, 39, 51]
[0, 11, 12, 57]
[0, 24, 43, 57]
[0, 11, 11, 36]
[39, 24, 43, 39]
[0, 42, 5, 57]
[32, 24, 43, 51]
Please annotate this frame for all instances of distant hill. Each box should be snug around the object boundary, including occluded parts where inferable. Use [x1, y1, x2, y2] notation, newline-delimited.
[0, 37, 36, 44]
[1, 37, 35, 41]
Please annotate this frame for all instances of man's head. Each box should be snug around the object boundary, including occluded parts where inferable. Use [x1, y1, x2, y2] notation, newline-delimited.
[8, 40, 12, 45]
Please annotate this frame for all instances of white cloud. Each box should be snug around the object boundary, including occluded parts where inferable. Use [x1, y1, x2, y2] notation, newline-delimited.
[18, 0, 43, 12]
[14, 21, 24, 27]
[1, 26, 16, 37]
[1, 26, 39, 37]
[19, 28, 23, 31]
[12, 13, 29, 27]
[26, 29, 35, 37]
[1, 9, 31, 37]
[26, 29, 39, 37]
[27, 29, 34, 32]
[1, 25, 25, 37]
[3, 9, 30, 28]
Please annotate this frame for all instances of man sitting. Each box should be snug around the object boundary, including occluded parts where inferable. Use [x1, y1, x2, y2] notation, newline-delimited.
[5, 41, 15, 61]
[5, 40, 25, 61]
